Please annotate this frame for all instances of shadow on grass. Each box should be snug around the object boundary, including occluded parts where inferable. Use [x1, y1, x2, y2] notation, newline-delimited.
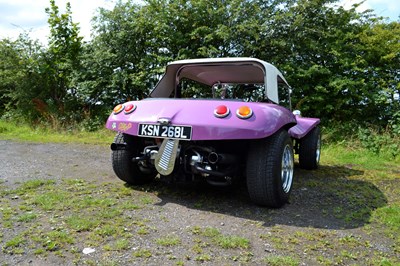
[127, 165, 387, 230]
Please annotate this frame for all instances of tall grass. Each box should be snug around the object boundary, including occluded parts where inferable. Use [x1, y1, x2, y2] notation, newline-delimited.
[322, 122, 400, 163]
[0, 120, 114, 145]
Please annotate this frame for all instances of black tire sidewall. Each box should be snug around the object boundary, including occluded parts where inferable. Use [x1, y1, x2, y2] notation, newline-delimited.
[111, 133, 155, 184]
[299, 127, 321, 170]
[246, 130, 294, 207]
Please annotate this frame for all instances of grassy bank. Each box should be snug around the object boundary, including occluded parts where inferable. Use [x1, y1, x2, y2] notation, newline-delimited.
[0, 120, 114, 145]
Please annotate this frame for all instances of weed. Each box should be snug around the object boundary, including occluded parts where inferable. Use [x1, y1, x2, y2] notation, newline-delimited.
[263, 255, 299, 266]
[190, 226, 250, 249]
[33, 191, 70, 211]
[232, 251, 254, 263]
[17, 212, 37, 223]
[66, 215, 101, 232]
[95, 224, 117, 237]
[19, 179, 56, 192]
[4, 235, 25, 248]
[215, 235, 250, 249]
[192, 244, 203, 254]
[200, 227, 220, 238]
[340, 249, 358, 260]
[373, 205, 400, 234]
[140, 196, 154, 205]
[137, 227, 149, 235]
[194, 254, 212, 262]
[104, 239, 130, 251]
[133, 248, 152, 258]
[34, 248, 45, 255]
[156, 236, 181, 247]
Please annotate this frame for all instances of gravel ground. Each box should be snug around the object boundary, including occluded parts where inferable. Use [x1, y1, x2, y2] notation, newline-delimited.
[0, 140, 114, 185]
[0, 140, 397, 265]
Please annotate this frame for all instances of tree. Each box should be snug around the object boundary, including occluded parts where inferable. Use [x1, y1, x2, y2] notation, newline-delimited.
[44, 0, 83, 117]
[0, 34, 46, 121]
[1, 0, 398, 130]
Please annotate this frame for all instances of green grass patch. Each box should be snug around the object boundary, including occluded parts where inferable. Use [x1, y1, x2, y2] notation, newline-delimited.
[191, 226, 250, 249]
[372, 204, 400, 243]
[263, 255, 299, 266]
[155, 235, 181, 247]
[322, 143, 399, 172]
[42, 230, 75, 251]
[33, 191, 71, 211]
[19, 179, 56, 191]
[133, 248, 152, 258]
[4, 235, 25, 248]
[66, 215, 101, 232]
[0, 120, 113, 145]
[17, 212, 37, 223]
[215, 235, 250, 249]
[104, 239, 130, 251]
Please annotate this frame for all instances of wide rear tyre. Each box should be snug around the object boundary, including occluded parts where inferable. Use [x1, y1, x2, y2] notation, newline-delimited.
[246, 130, 294, 208]
[111, 132, 156, 185]
[299, 127, 321, 170]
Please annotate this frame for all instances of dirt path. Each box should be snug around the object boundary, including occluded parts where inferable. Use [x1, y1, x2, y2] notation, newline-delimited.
[0, 140, 114, 185]
[0, 140, 397, 265]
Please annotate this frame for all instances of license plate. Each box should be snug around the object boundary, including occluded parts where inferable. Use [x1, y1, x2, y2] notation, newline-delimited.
[138, 124, 192, 140]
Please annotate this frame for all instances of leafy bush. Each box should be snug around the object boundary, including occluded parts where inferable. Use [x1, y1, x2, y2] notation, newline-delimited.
[357, 127, 399, 159]
[323, 122, 399, 160]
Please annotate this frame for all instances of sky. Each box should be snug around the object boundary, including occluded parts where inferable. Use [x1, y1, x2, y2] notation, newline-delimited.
[0, 0, 399, 44]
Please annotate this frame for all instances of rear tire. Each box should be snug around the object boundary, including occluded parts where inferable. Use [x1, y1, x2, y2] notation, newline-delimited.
[299, 127, 321, 170]
[246, 130, 294, 208]
[111, 132, 156, 185]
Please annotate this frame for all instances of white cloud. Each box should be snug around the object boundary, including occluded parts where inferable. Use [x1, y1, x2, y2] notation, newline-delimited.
[339, 0, 399, 20]
[0, 0, 115, 44]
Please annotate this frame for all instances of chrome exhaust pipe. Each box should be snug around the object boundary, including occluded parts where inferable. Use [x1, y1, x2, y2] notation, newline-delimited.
[208, 152, 238, 165]
[208, 152, 219, 164]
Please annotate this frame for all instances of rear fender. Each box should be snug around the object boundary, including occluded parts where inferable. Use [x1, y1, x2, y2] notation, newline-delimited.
[288, 117, 320, 139]
[106, 99, 299, 140]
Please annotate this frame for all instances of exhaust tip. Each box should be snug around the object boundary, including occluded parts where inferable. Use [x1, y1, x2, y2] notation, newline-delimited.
[208, 152, 219, 164]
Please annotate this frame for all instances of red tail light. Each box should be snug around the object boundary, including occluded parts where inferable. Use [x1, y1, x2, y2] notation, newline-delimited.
[214, 105, 230, 118]
[124, 103, 136, 114]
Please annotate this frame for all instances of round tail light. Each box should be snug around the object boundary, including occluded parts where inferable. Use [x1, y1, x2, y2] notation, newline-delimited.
[214, 105, 230, 118]
[236, 106, 253, 119]
[113, 104, 124, 114]
[124, 103, 137, 114]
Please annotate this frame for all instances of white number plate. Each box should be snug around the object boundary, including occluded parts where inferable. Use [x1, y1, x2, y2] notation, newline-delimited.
[138, 124, 192, 140]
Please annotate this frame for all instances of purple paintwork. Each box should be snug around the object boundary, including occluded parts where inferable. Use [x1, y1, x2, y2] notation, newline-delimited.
[106, 99, 297, 140]
[289, 116, 321, 139]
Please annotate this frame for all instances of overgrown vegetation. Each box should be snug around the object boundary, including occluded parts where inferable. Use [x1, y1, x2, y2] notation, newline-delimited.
[0, 120, 114, 144]
[0, 0, 399, 133]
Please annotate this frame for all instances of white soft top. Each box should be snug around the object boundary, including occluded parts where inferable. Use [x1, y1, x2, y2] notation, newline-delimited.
[150, 57, 290, 103]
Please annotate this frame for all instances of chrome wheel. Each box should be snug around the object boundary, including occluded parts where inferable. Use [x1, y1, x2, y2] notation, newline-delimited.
[316, 137, 321, 164]
[281, 144, 294, 193]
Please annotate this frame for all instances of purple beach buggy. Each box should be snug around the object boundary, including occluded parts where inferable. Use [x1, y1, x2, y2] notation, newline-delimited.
[106, 58, 321, 207]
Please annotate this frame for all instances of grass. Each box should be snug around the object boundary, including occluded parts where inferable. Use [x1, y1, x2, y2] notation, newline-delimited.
[0, 120, 114, 145]
[191, 226, 250, 249]
[264, 255, 300, 266]
[0, 121, 399, 264]
[155, 235, 181, 247]
[133, 248, 152, 258]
